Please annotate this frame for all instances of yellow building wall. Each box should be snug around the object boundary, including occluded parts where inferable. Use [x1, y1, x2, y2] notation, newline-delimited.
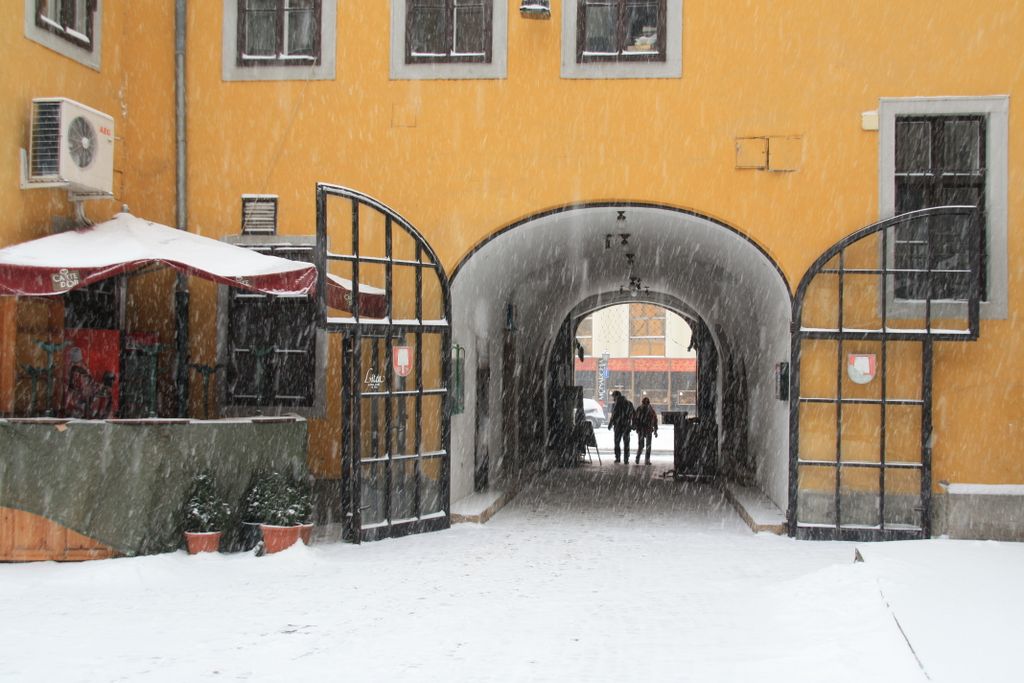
[0, 4, 177, 415]
[4, 3, 1022, 488]
[0, 4, 176, 244]
[180, 1, 1023, 485]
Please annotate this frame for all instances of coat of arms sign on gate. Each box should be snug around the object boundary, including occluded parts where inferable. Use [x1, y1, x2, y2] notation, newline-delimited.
[393, 346, 412, 377]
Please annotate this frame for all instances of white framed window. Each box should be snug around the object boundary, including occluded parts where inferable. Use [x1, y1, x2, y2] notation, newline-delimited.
[577, 0, 666, 64]
[24, 0, 102, 71]
[406, 0, 493, 64]
[561, 0, 682, 79]
[222, 0, 336, 81]
[390, 0, 508, 80]
[879, 96, 1009, 320]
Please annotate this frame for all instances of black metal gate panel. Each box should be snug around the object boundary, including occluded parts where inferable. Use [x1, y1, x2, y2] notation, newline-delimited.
[789, 206, 981, 541]
[315, 184, 451, 543]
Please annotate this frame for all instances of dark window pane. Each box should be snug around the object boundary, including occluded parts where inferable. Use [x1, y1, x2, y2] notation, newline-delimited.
[71, 0, 89, 34]
[942, 119, 981, 173]
[228, 350, 258, 399]
[390, 459, 418, 520]
[285, 1, 317, 56]
[360, 462, 387, 526]
[672, 371, 697, 413]
[40, 0, 61, 24]
[672, 371, 696, 391]
[420, 456, 444, 515]
[894, 215, 930, 300]
[894, 178, 928, 213]
[230, 297, 272, 347]
[608, 371, 630, 394]
[894, 115, 985, 301]
[410, 2, 447, 55]
[930, 209, 973, 299]
[65, 280, 117, 330]
[583, 2, 617, 53]
[895, 120, 931, 173]
[623, 2, 659, 55]
[227, 278, 315, 406]
[939, 185, 981, 212]
[274, 351, 314, 402]
[575, 371, 596, 399]
[244, 5, 278, 56]
[635, 371, 668, 391]
[273, 299, 314, 349]
[453, 1, 485, 54]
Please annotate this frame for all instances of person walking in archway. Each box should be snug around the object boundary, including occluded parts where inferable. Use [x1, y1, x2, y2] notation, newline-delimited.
[634, 396, 659, 465]
[608, 390, 634, 464]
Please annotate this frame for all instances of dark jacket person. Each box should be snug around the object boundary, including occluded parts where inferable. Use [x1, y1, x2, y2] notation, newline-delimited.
[608, 391, 635, 464]
[634, 397, 659, 465]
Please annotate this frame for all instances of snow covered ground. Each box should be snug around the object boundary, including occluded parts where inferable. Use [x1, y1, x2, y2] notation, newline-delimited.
[1, 461, 1021, 682]
[590, 422, 675, 462]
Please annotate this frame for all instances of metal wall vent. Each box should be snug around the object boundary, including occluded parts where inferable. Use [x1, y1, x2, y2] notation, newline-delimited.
[241, 195, 278, 235]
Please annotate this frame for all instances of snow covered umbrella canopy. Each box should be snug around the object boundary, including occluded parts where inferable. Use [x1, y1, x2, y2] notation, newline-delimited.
[0, 212, 317, 297]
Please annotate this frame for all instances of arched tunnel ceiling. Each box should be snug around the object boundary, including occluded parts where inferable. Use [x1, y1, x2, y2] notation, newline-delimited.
[451, 205, 793, 355]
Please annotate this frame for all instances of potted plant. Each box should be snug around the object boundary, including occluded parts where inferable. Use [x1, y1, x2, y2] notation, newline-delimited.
[239, 470, 269, 551]
[245, 471, 313, 554]
[183, 472, 232, 554]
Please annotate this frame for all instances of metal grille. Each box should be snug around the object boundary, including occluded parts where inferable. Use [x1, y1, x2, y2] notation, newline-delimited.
[789, 206, 982, 541]
[30, 100, 62, 178]
[316, 184, 451, 543]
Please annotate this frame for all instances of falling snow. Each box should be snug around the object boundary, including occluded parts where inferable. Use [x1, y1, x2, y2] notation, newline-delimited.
[1, 461, 1019, 682]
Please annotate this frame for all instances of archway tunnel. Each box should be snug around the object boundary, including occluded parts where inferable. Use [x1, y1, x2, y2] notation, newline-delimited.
[449, 204, 793, 512]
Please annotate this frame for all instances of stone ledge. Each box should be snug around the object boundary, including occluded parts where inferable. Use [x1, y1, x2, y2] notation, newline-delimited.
[723, 481, 787, 535]
[936, 483, 1024, 542]
[451, 490, 509, 525]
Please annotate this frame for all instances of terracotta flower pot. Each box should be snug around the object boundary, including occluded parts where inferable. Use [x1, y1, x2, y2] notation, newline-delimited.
[184, 531, 222, 554]
[260, 524, 302, 554]
[299, 523, 314, 545]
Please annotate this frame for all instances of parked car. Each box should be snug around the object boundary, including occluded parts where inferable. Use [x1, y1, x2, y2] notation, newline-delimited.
[582, 398, 606, 428]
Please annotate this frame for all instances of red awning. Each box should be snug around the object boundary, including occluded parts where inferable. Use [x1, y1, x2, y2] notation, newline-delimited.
[325, 273, 388, 318]
[0, 212, 388, 315]
[0, 213, 315, 296]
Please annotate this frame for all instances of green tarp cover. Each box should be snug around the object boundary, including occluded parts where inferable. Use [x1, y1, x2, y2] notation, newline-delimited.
[0, 417, 308, 555]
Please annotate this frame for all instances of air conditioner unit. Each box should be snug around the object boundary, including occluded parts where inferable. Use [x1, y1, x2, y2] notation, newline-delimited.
[27, 97, 114, 195]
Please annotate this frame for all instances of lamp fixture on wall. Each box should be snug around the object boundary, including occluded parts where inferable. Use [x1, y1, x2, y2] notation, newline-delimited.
[519, 1, 551, 19]
[605, 232, 631, 249]
[620, 276, 649, 298]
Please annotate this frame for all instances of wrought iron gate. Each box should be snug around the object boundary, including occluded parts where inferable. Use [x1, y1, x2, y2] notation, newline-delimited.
[789, 206, 981, 541]
[315, 184, 451, 543]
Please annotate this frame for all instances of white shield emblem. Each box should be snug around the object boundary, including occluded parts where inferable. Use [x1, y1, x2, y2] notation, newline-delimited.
[393, 346, 412, 377]
[847, 353, 876, 384]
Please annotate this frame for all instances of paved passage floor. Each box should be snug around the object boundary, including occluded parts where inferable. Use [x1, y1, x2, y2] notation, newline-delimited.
[1, 461, 990, 682]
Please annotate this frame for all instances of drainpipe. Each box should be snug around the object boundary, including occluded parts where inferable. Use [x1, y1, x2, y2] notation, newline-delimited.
[174, 0, 190, 417]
